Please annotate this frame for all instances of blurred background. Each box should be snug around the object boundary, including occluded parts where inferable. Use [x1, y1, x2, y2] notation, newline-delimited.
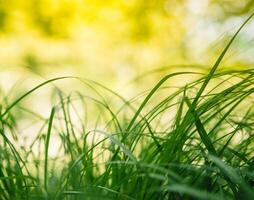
[0, 0, 254, 92]
[0, 0, 254, 157]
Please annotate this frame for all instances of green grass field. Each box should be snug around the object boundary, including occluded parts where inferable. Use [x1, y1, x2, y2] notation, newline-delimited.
[0, 14, 254, 200]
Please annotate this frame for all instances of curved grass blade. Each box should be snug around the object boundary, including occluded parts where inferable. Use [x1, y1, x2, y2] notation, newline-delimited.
[185, 97, 217, 156]
[126, 72, 197, 132]
[44, 107, 56, 192]
[191, 12, 254, 107]
[1, 77, 71, 118]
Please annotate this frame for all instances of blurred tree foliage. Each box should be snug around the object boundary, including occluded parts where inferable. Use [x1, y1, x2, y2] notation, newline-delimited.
[0, 0, 252, 38]
[210, 0, 254, 16]
[0, 0, 253, 78]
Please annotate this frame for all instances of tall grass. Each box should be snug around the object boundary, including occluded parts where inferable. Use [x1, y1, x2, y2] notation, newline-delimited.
[0, 14, 254, 200]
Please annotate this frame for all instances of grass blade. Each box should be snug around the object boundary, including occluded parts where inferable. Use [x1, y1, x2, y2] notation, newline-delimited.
[44, 107, 56, 192]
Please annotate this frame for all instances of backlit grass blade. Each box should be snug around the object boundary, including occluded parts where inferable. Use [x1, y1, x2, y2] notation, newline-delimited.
[44, 107, 56, 192]
[191, 13, 254, 107]
[126, 72, 196, 132]
[185, 97, 217, 156]
[1, 77, 71, 118]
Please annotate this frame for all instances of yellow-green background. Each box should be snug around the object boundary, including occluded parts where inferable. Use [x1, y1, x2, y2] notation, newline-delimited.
[0, 0, 254, 89]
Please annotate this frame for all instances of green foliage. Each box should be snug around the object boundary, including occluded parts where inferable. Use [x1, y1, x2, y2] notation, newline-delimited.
[0, 12, 254, 200]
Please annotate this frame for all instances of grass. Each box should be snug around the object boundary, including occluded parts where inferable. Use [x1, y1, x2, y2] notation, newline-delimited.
[0, 14, 254, 200]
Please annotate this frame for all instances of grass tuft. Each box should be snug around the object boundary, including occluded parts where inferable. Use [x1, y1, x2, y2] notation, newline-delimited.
[0, 13, 254, 200]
